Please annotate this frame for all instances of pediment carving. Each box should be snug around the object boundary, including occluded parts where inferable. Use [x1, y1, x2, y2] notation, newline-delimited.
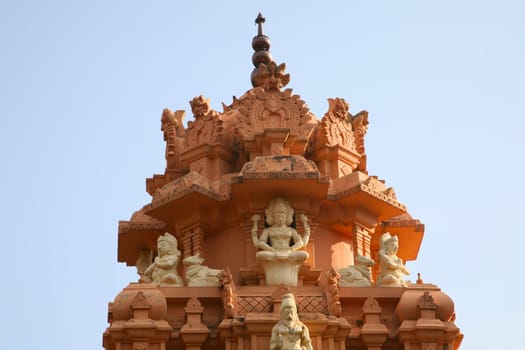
[315, 98, 356, 149]
[183, 95, 225, 151]
[226, 80, 316, 157]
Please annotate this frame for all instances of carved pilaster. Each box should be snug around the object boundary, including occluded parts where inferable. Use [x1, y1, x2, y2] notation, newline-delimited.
[131, 291, 152, 320]
[326, 268, 342, 316]
[398, 292, 451, 350]
[360, 297, 388, 350]
[219, 268, 238, 318]
[180, 297, 209, 350]
[415, 291, 446, 343]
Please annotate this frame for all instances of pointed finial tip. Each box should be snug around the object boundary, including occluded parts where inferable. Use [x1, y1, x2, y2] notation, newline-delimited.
[255, 12, 266, 25]
[255, 13, 266, 37]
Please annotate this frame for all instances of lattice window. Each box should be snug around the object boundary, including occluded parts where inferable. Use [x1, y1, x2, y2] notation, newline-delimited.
[237, 296, 273, 315]
[296, 296, 328, 314]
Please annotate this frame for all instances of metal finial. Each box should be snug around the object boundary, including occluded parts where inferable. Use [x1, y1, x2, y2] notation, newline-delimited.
[255, 12, 266, 36]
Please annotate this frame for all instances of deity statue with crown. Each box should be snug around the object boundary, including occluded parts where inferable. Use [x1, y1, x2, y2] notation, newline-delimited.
[251, 198, 310, 286]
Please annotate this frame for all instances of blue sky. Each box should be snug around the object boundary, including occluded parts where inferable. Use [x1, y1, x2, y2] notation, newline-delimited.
[1, 1, 524, 349]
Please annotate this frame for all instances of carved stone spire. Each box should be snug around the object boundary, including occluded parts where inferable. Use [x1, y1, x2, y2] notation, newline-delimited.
[251, 13, 273, 87]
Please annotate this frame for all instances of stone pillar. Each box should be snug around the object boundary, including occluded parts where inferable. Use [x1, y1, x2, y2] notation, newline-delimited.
[360, 297, 388, 350]
[333, 318, 351, 350]
[180, 297, 210, 350]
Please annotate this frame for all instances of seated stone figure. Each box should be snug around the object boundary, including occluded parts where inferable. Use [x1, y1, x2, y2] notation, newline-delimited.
[144, 232, 184, 286]
[251, 198, 310, 286]
[183, 253, 222, 287]
[270, 293, 313, 350]
[377, 232, 410, 287]
[338, 254, 375, 287]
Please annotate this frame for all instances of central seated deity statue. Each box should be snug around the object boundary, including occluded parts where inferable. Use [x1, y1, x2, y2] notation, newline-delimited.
[251, 198, 310, 286]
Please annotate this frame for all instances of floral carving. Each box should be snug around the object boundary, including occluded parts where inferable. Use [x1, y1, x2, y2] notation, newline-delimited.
[252, 61, 290, 90]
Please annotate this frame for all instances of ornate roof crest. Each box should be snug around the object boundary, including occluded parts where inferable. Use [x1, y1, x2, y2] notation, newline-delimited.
[252, 61, 290, 91]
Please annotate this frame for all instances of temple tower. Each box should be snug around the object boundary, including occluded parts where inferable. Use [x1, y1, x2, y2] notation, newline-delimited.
[103, 14, 463, 350]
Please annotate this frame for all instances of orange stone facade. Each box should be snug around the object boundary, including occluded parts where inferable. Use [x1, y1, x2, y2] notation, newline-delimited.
[103, 14, 463, 350]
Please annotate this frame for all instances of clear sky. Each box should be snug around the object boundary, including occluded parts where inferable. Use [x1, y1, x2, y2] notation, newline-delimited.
[1, 1, 524, 349]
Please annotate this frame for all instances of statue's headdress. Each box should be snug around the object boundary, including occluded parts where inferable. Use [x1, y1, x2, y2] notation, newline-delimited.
[281, 293, 297, 311]
[158, 232, 178, 250]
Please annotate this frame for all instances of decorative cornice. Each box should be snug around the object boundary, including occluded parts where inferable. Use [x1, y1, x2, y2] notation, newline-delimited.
[327, 183, 406, 211]
[148, 172, 231, 210]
